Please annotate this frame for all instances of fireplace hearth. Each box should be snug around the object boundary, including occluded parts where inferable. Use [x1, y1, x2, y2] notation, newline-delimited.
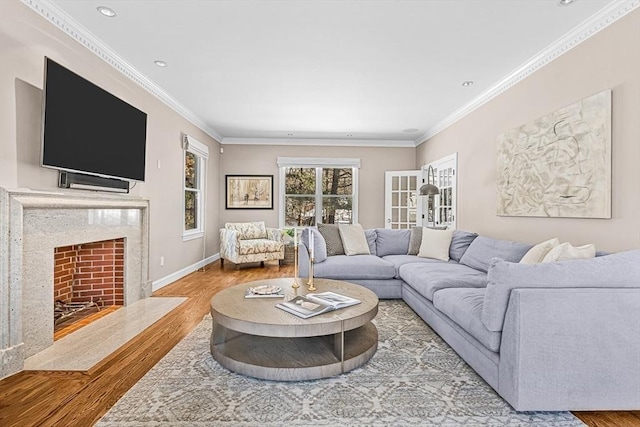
[0, 188, 150, 380]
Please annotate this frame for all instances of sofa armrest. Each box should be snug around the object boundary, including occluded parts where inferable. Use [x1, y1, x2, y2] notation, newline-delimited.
[498, 287, 640, 411]
[266, 227, 284, 242]
[219, 228, 240, 259]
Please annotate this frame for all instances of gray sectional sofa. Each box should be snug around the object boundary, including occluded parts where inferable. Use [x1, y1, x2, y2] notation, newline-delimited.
[298, 228, 640, 411]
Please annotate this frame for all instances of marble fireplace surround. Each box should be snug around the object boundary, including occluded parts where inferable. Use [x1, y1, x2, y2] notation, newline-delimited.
[0, 188, 151, 379]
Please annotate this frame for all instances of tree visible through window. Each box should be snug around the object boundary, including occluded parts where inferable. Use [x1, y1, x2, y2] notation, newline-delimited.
[184, 151, 199, 230]
[283, 167, 355, 227]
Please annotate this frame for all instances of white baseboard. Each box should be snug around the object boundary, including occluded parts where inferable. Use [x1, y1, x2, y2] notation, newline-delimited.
[152, 253, 219, 292]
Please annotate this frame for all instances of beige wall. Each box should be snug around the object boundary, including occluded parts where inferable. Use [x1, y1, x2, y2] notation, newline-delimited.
[416, 10, 640, 253]
[220, 145, 416, 229]
[0, 1, 222, 281]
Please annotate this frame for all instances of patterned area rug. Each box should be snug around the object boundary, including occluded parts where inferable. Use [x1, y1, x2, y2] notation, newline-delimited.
[97, 301, 584, 426]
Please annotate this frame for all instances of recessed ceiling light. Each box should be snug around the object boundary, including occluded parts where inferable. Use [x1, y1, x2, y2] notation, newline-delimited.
[97, 6, 116, 17]
[287, 133, 294, 136]
[403, 128, 419, 133]
[558, 0, 575, 6]
[461, 80, 474, 87]
[154, 60, 168, 67]
[346, 134, 353, 137]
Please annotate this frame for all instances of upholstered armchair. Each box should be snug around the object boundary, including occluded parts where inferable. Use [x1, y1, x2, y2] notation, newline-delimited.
[219, 221, 284, 267]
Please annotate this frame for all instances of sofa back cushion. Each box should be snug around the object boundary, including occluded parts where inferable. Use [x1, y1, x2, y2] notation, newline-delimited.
[300, 227, 328, 263]
[375, 228, 411, 257]
[449, 230, 478, 262]
[225, 221, 267, 240]
[459, 236, 532, 273]
[482, 249, 640, 332]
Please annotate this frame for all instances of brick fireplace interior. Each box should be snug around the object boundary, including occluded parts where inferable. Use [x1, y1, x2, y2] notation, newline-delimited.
[53, 238, 124, 336]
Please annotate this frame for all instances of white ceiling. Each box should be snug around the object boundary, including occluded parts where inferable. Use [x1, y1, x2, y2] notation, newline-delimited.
[45, 0, 621, 145]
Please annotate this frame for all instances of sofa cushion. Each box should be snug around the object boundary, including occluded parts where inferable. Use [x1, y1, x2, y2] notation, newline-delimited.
[482, 249, 640, 332]
[433, 288, 502, 352]
[238, 239, 283, 255]
[300, 227, 328, 263]
[399, 262, 488, 301]
[318, 223, 345, 256]
[459, 236, 532, 273]
[339, 224, 370, 256]
[407, 226, 422, 255]
[541, 242, 595, 263]
[449, 230, 478, 262]
[313, 255, 396, 280]
[381, 255, 444, 278]
[376, 228, 411, 256]
[519, 238, 560, 264]
[418, 228, 454, 261]
[365, 229, 377, 256]
[225, 221, 267, 240]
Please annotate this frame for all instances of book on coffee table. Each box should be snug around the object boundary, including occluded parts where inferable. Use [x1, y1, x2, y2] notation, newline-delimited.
[275, 291, 361, 319]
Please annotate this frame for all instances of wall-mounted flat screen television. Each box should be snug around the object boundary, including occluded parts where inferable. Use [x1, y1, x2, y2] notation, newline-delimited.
[41, 57, 147, 182]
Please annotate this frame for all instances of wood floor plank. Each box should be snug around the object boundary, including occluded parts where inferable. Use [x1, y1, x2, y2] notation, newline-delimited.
[0, 261, 633, 426]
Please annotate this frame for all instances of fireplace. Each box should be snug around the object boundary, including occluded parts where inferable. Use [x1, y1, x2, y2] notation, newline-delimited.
[0, 188, 150, 379]
[53, 238, 125, 335]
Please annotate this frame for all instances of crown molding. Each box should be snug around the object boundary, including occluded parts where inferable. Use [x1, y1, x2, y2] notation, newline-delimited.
[21, 0, 224, 143]
[416, 0, 639, 146]
[221, 137, 416, 148]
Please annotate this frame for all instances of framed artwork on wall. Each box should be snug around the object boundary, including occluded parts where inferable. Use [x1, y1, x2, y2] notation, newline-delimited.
[496, 90, 611, 219]
[225, 175, 274, 209]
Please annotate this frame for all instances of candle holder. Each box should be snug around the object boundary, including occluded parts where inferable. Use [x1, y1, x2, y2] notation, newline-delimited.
[307, 255, 316, 291]
[291, 240, 299, 289]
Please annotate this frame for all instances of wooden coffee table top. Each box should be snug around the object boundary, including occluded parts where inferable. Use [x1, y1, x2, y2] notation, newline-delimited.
[210, 278, 379, 338]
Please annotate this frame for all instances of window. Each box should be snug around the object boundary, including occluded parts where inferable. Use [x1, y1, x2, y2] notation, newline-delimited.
[182, 135, 209, 240]
[278, 157, 360, 228]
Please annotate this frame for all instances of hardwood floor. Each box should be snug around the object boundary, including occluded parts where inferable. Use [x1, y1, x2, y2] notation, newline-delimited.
[0, 261, 637, 426]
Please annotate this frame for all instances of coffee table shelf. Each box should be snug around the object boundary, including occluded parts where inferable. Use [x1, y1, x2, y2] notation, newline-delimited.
[210, 278, 379, 381]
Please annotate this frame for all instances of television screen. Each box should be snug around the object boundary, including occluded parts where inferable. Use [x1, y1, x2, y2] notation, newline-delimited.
[42, 58, 147, 182]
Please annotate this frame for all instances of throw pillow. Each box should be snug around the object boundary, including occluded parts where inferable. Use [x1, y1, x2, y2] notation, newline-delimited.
[317, 223, 345, 256]
[519, 238, 560, 264]
[541, 242, 596, 263]
[407, 226, 423, 255]
[338, 224, 371, 256]
[417, 227, 454, 261]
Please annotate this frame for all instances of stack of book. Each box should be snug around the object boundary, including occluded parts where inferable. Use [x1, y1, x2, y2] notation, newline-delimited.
[276, 291, 360, 319]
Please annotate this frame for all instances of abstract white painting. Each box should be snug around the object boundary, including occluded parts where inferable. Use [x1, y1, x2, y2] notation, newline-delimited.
[496, 90, 611, 218]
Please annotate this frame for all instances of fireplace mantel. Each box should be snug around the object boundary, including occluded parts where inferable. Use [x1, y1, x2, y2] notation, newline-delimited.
[0, 187, 150, 379]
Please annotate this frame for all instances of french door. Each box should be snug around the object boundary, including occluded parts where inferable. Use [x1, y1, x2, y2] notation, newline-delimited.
[422, 153, 457, 229]
[384, 171, 422, 229]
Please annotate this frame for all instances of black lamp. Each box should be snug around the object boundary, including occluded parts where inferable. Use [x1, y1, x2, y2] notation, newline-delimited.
[419, 165, 440, 227]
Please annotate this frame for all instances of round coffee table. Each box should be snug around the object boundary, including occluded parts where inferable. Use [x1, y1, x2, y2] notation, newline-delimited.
[210, 278, 379, 381]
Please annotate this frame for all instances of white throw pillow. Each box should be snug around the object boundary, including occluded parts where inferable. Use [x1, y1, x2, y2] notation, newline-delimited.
[519, 238, 560, 264]
[417, 227, 454, 261]
[338, 223, 370, 256]
[541, 242, 596, 263]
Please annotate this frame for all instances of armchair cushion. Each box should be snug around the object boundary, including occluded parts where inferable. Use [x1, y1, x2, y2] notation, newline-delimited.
[239, 239, 283, 255]
[225, 221, 267, 240]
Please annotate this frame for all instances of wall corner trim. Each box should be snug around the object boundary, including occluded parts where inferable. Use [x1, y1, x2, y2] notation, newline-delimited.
[416, 0, 639, 146]
[21, 0, 224, 143]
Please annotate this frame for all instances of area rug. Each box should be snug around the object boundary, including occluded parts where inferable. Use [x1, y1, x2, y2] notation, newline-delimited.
[96, 301, 584, 426]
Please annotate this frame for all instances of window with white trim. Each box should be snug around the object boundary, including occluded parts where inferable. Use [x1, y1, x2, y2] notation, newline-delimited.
[183, 135, 208, 240]
[278, 157, 360, 228]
